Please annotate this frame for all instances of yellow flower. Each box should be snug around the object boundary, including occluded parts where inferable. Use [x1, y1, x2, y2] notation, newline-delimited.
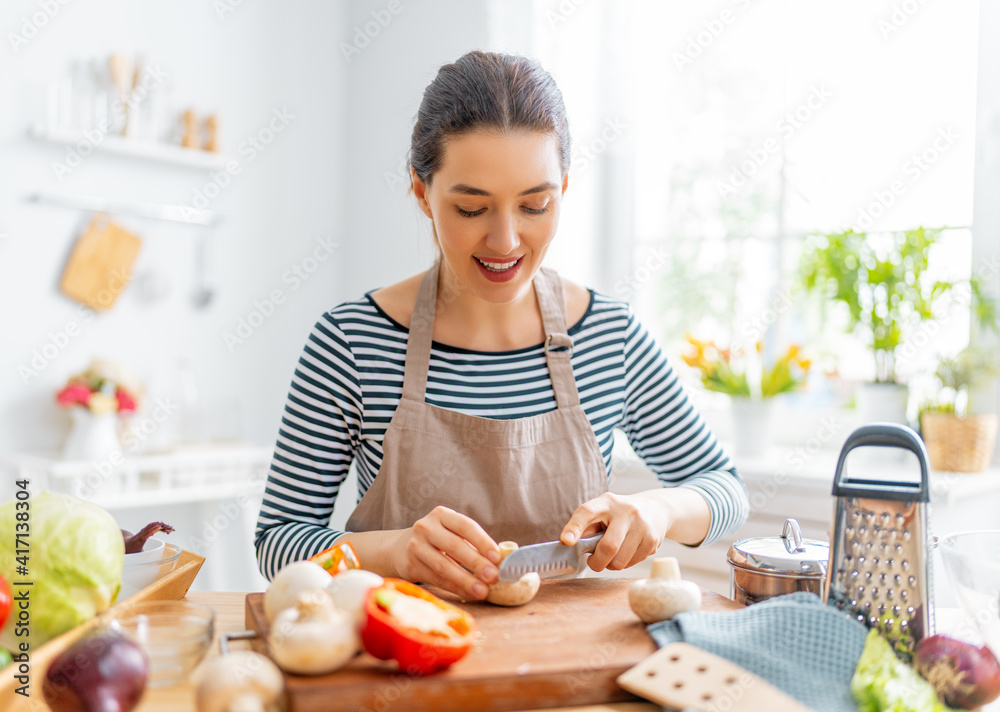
[685, 333, 708, 349]
[88, 392, 117, 415]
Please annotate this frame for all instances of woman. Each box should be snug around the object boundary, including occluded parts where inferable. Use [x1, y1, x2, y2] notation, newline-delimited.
[255, 51, 748, 600]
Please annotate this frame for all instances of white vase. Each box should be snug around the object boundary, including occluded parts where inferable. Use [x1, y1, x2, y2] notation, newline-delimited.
[855, 382, 911, 467]
[856, 382, 909, 426]
[62, 409, 122, 463]
[730, 398, 775, 459]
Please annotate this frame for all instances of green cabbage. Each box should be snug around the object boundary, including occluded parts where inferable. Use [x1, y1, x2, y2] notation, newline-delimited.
[0, 493, 123, 651]
[852, 629, 960, 712]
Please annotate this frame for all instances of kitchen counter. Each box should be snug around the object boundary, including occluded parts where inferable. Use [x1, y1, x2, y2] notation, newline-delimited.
[135, 591, 661, 712]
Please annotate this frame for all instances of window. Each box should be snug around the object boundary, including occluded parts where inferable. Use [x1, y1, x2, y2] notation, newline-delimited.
[491, 0, 984, 433]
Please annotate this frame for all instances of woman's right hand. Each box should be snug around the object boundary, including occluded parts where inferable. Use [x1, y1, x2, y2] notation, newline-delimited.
[392, 506, 501, 600]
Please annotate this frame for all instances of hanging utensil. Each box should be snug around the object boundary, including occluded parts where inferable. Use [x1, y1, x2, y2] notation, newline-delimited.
[191, 231, 213, 309]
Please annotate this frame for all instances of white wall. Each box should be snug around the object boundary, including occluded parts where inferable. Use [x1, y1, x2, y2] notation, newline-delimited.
[338, 0, 494, 299]
[0, 0, 348, 454]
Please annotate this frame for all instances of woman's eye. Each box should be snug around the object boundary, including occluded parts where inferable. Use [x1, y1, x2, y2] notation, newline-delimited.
[522, 205, 549, 215]
[457, 207, 486, 217]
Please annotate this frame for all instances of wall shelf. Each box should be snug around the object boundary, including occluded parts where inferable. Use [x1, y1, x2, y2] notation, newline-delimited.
[27, 190, 219, 226]
[29, 125, 233, 171]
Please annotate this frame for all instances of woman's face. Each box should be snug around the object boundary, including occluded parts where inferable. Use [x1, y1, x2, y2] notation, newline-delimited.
[412, 130, 568, 305]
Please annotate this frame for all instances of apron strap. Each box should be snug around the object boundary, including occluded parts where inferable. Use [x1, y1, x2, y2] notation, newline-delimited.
[401, 261, 582, 409]
[401, 260, 440, 402]
[535, 267, 581, 409]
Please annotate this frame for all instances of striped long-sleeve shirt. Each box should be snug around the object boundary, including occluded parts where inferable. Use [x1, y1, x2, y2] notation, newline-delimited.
[254, 289, 749, 580]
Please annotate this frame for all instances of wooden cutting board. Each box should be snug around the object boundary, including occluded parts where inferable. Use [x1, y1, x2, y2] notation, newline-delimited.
[60, 213, 141, 311]
[245, 578, 742, 712]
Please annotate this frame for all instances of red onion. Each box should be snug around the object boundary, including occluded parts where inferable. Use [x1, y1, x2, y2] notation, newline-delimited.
[43, 629, 147, 712]
[915, 634, 1000, 709]
[121, 521, 174, 554]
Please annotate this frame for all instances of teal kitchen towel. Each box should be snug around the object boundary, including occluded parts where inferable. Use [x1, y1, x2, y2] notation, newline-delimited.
[647, 592, 868, 712]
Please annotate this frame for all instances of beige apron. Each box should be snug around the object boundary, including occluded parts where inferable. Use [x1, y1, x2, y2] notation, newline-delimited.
[345, 260, 607, 545]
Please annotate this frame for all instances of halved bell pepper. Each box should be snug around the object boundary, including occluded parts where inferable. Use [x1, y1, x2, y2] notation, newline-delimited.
[361, 578, 477, 675]
[308, 540, 361, 575]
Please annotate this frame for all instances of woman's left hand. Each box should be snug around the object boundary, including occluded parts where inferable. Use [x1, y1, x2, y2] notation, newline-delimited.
[559, 492, 670, 572]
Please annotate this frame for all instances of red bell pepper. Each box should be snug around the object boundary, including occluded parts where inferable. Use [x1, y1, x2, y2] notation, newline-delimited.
[0, 574, 10, 632]
[361, 578, 477, 675]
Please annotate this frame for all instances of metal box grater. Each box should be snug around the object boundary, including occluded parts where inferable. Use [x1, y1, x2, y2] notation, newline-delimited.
[825, 424, 934, 661]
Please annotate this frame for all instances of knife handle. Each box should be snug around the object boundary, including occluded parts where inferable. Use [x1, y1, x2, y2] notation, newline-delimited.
[574, 534, 604, 556]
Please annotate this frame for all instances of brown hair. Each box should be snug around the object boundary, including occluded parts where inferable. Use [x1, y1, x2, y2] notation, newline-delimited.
[409, 51, 571, 187]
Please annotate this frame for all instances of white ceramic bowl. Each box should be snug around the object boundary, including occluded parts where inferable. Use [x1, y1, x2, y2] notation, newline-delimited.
[120, 541, 182, 600]
[123, 536, 167, 566]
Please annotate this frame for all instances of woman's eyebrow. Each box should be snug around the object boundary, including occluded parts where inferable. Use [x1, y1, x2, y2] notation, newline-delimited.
[447, 182, 558, 197]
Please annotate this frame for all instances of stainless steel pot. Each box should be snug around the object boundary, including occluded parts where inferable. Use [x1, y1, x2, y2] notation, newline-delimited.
[727, 518, 829, 606]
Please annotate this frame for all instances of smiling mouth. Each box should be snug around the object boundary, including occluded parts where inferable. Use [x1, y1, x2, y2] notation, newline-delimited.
[475, 257, 522, 273]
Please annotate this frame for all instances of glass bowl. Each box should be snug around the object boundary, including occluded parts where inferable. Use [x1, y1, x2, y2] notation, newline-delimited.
[120, 542, 182, 600]
[110, 601, 215, 688]
[938, 530, 1000, 652]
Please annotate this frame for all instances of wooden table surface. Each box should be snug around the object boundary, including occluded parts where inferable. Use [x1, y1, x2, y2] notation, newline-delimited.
[135, 591, 660, 712]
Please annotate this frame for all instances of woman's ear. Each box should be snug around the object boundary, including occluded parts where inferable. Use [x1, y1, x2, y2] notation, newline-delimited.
[561, 172, 569, 195]
[411, 167, 434, 219]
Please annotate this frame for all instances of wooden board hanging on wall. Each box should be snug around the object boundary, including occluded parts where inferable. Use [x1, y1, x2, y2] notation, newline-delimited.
[60, 213, 142, 311]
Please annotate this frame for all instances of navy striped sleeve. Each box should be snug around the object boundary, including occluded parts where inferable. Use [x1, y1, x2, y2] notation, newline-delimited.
[254, 313, 362, 580]
[619, 310, 749, 546]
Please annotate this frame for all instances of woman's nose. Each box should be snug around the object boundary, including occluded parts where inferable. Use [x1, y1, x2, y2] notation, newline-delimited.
[484, 213, 520, 254]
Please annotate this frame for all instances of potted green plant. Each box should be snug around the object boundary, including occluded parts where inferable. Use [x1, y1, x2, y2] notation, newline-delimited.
[919, 347, 999, 472]
[682, 334, 811, 457]
[798, 226, 995, 424]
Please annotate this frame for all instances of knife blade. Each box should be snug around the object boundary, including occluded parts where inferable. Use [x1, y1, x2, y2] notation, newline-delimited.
[497, 534, 604, 581]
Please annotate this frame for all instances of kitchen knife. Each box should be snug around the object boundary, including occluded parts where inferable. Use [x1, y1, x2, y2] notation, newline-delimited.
[497, 534, 603, 581]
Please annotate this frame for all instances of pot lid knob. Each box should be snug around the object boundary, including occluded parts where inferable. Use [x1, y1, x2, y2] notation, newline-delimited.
[781, 518, 806, 553]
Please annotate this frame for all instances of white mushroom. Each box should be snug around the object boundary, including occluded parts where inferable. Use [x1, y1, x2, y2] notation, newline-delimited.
[268, 589, 359, 675]
[264, 560, 332, 622]
[325, 569, 384, 627]
[486, 541, 540, 607]
[628, 557, 702, 623]
[194, 650, 284, 712]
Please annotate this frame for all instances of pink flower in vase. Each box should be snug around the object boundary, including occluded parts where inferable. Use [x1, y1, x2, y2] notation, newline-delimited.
[116, 388, 137, 413]
[56, 384, 91, 407]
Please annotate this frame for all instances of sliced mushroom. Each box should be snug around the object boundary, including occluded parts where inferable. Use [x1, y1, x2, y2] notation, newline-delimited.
[486, 541, 540, 607]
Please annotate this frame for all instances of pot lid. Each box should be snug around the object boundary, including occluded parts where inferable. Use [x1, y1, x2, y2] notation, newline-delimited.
[727, 518, 829, 577]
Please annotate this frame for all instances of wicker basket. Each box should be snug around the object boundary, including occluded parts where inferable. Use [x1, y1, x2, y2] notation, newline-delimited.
[920, 412, 999, 473]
